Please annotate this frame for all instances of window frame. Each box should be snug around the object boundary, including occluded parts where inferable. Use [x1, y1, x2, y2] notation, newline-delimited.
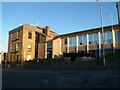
[28, 32, 32, 39]
[27, 44, 32, 52]
[16, 43, 20, 51]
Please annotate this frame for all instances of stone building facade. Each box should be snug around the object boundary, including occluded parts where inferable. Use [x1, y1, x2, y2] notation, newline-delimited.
[7, 24, 120, 62]
[7, 24, 58, 63]
[48, 24, 120, 59]
[0, 51, 7, 64]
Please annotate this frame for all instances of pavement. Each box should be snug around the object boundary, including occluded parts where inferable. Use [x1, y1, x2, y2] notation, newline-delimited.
[2, 68, 120, 88]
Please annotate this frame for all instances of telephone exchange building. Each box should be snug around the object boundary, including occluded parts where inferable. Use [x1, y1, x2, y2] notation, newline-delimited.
[7, 24, 120, 62]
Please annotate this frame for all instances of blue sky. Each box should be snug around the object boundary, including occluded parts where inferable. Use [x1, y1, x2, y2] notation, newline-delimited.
[1, 2, 119, 52]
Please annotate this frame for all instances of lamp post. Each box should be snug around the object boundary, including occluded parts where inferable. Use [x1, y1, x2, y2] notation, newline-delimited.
[96, 0, 106, 67]
[116, 2, 120, 24]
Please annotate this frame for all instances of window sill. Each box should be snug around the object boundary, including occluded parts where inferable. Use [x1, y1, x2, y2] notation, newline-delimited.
[12, 38, 19, 42]
[11, 51, 18, 54]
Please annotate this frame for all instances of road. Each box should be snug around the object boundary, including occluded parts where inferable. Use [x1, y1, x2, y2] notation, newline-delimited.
[2, 68, 120, 88]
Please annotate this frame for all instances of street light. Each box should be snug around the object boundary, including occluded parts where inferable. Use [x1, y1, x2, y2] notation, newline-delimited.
[116, 2, 120, 24]
[96, 0, 106, 67]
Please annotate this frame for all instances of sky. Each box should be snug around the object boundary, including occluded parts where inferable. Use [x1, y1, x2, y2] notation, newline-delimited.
[1, 2, 119, 52]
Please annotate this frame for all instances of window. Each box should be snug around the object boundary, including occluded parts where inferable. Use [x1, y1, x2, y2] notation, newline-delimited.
[106, 32, 112, 43]
[89, 34, 94, 45]
[64, 39, 67, 44]
[10, 55, 12, 61]
[10, 34, 13, 41]
[101, 32, 112, 44]
[83, 36, 87, 45]
[27, 55, 31, 61]
[61, 38, 67, 48]
[17, 31, 20, 38]
[94, 34, 99, 44]
[27, 44, 32, 52]
[78, 35, 87, 46]
[35, 33, 41, 43]
[16, 43, 20, 51]
[16, 55, 19, 62]
[47, 42, 52, 49]
[78, 36, 83, 45]
[115, 31, 120, 43]
[10, 44, 12, 52]
[89, 34, 98, 45]
[69, 37, 76, 47]
[28, 32, 32, 39]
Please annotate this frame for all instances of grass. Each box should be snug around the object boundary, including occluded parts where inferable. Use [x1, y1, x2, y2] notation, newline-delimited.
[94, 53, 120, 61]
[105, 53, 120, 60]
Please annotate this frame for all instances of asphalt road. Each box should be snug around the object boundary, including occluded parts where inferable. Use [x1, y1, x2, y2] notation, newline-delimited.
[2, 68, 120, 88]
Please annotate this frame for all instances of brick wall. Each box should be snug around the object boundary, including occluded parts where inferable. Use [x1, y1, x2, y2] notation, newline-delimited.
[52, 38, 61, 58]
[89, 45, 98, 50]
[115, 43, 120, 49]
[8, 29, 23, 62]
[22, 26, 36, 61]
[78, 46, 86, 51]
[69, 47, 76, 52]
[38, 43, 45, 59]
[61, 47, 67, 53]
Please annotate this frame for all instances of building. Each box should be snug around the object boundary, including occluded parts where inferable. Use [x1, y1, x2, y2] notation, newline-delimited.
[0, 51, 7, 64]
[49, 24, 120, 59]
[7, 24, 120, 63]
[7, 24, 58, 63]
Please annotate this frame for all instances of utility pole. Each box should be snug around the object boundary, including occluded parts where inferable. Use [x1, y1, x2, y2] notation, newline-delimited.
[96, 0, 106, 67]
[116, 2, 120, 24]
[110, 14, 115, 54]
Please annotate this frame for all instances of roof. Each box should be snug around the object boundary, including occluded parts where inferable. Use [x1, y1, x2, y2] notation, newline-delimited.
[9, 24, 58, 37]
[9, 25, 23, 34]
[35, 30, 50, 37]
[46, 24, 120, 42]
[56, 24, 120, 38]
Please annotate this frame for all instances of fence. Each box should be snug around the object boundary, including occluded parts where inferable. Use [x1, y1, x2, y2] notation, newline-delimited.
[2, 57, 120, 70]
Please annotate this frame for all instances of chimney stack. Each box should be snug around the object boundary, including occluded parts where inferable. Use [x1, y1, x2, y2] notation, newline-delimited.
[45, 26, 50, 35]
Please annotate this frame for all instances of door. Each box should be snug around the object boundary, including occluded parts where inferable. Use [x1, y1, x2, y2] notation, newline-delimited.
[27, 55, 31, 61]
[17, 55, 19, 63]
